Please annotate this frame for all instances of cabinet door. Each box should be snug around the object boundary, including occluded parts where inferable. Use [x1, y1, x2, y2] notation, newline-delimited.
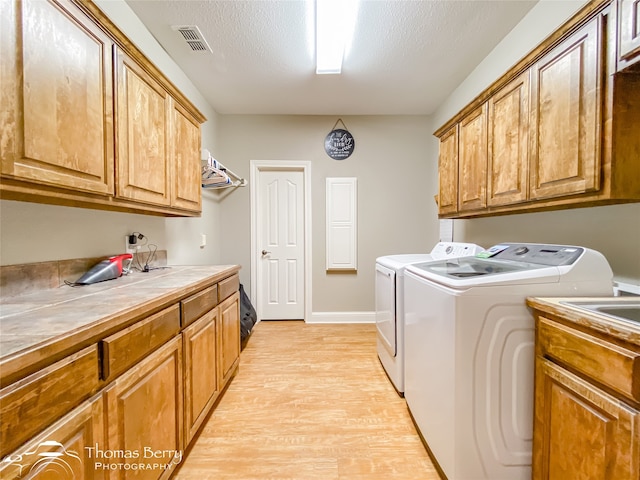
[0, 0, 114, 195]
[533, 358, 640, 480]
[104, 337, 183, 480]
[183, 309, 218, 444]
[0, 394, 104, 480]
[529, 16, 604, 200]
[219, 292, 240, 388]
[170, 100, 202, 212]
[115, 48, 171, 207]
[618, 0, 640, 68]
[458, 104, 488, 212]
[437, 126, 458, 215]
[488, 70, 530, 206]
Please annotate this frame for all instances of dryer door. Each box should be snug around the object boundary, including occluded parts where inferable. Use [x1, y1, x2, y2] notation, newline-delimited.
[376, 263, 396, 356]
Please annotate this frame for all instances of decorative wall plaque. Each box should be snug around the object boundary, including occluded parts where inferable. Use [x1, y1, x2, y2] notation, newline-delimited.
[324, 119, 355, 160]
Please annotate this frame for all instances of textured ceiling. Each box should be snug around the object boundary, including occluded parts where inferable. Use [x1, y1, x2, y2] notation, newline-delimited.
[125, 0, 538, 115]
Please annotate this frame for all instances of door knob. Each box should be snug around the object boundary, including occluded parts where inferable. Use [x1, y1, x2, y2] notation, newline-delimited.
[261, 250, 271, 256]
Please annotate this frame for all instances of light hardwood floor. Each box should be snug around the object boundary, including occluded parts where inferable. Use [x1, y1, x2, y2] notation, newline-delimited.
[174, 321, 441, 480]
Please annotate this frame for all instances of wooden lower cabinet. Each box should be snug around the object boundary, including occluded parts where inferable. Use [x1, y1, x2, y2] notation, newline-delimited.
[0, 274, 242, 480]
[104, 337, 183, 480]
[219, 292, 241, 388]
[183, 309, 219, 444]
[533, 357, 640, 480]
[531, 303, 640, 480]
[0, 394, 105, 480]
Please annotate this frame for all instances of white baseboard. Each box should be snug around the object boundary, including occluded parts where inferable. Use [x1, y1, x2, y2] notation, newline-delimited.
[308, 311, 375, 324]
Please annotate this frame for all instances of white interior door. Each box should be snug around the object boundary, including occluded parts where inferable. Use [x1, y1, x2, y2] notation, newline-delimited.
[257, 170, 305, 319]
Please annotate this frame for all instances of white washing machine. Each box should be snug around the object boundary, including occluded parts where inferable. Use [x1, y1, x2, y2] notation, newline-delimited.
[403, 243, 614, 480]
[375, 242, 484, 395]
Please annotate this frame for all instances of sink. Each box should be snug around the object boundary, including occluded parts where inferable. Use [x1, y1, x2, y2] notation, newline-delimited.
[562, 301, 640, 324]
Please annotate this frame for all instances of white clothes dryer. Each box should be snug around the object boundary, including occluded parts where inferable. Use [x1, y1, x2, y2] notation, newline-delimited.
[375, 242, 484, 394]
[403, 243, 614, 480]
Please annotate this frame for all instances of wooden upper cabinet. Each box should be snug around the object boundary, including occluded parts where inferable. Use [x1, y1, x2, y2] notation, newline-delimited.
[115, 48, 171, 207]
[618, 0, 640, 69]
[170, 100, 202, 211]
[1, 0, 204, 216]
[0, 0, 114, 195]
[488, 70, 530, 207]
[437, 126, 459, 215]
[529, 16, 603, 201]
[458, 104, 488, 212]
[435, 1, 640, 218]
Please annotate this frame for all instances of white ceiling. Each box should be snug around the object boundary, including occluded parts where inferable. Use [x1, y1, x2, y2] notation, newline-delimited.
[125, 0, 538, 116]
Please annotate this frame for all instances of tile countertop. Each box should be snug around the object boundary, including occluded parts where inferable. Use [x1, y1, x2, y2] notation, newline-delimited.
[526, 296, 640, 346]
[0, 265, 240, 386]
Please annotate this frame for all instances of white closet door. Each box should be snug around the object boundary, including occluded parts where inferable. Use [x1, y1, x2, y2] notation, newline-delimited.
[326, 177, 357, 271]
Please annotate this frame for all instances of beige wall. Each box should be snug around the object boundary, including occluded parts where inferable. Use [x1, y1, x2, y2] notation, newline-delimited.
[215, 115, 435, 311]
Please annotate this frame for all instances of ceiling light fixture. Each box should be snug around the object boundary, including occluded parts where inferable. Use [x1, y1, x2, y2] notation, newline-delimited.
[315, 0, 359, 74]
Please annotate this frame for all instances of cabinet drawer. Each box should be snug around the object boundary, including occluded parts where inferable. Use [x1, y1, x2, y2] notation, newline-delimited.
[101, 304, 180, 381]
[182, 284, 218, 327]
[0, 345, 100, 457]
[538, 317, 640, 401]
[218, 274, 239, 302]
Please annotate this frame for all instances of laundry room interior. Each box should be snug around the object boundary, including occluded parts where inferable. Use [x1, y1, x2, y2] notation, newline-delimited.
[1, 0, 639, 479]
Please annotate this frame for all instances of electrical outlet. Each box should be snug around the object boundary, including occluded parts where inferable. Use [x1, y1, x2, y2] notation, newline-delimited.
[124, 235, 137, 255]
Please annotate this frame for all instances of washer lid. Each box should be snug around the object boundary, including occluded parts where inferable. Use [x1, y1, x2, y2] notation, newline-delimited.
[405, 243, 613, 289]
[478, 243, 585, 266]
[375, 243, 484, 271]
[406, 257, 559, 287]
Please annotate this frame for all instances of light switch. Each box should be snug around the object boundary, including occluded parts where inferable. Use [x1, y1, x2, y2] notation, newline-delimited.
[200, 234, 207, 248]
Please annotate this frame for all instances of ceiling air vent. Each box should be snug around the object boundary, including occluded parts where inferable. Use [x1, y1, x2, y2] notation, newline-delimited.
[171, 25, 212, 53]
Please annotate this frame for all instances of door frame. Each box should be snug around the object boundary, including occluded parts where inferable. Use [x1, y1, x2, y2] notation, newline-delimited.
[250, 160, 312, 322]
